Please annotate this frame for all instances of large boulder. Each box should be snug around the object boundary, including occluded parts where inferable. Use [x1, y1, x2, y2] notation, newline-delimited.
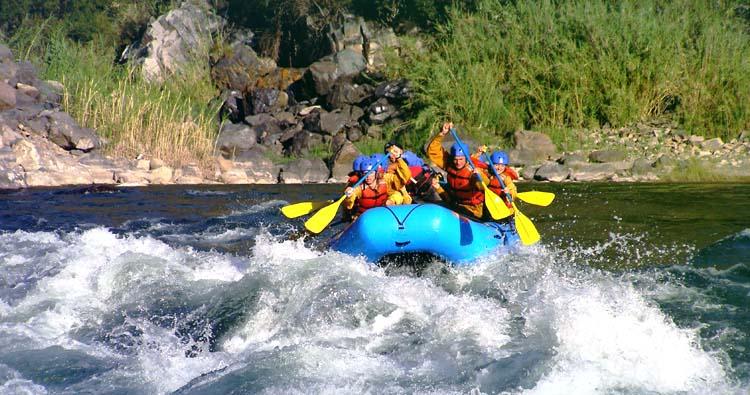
[216, 123, 257, 158]
[280, 158, 330, 183]
[45, 111, 102, 151]
[326, 15, 399, 69]
[127, 2, 225, 82]
[305, 49, 366, 97]
[510, 130, 558, 165]
[329, 140, 361, 181]
[0, 82, 16, 110]
[211, 42, 277, 93]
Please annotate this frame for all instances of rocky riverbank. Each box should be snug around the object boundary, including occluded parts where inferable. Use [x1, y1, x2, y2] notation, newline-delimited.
[2, 1, 749, 189]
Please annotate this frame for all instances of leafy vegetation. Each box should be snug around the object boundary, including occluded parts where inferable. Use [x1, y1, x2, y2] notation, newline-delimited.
[387, 0, 750, 149]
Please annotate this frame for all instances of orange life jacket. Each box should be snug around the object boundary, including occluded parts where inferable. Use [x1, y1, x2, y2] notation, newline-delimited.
[446, 165, 484, 206]
[357, 182, 388, 214]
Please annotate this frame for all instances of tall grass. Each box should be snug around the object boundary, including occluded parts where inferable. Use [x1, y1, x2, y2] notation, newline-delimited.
[8, 20, 220, 170]
[388, 0, 750, 148]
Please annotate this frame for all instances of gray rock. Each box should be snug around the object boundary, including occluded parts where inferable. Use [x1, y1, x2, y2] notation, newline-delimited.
[511, 130, 557, 165]
[327, 81, 373, 109]
[319, 111, 349, 135]
[305, 49, 366, 96]
[520, 165, 538, 180]
[272, 111, 296, 126]
[367, 97, 397, 124]
[133, 2, 226, 82]
[281, 158, 330, 183]
[0, 61, 19, 83]
[700, 137, 724, 152]
[220, 90, 246, 123]
[326, 14, 399, 69]
[249, 88, 287, 114]
[557, 152, 587, 165]
[569, 162, 619, 181]
[330, 140, 362, 180]
[216, 123, 257, 158]
[13, 61, 39, 87]
[589, 149, 627, 163]
[244, 113, 277, 128]
[534, 161, 569, 182]
[346, 125, 363, 142]
[0, 82, 16, 110]
[631, 158, 655, 175]
[289, 130, 312, 157]
[46, 111, 102, 151]
[654, 154, 677, 169]
[302, 110, 323, 133]
[340, 104, 365, 124]
[374, 79, 412, 102]
[15, 83, 39, 99]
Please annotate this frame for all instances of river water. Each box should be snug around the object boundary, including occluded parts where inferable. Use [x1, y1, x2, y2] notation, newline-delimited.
[0, 183, 748, 394]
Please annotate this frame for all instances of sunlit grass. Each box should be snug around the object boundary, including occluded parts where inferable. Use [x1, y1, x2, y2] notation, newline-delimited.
[387, 0, 750, 150]
[8, 20, 220, 171]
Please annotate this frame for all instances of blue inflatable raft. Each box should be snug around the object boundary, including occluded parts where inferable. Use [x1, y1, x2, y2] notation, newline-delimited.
[329, 203, 519, 265]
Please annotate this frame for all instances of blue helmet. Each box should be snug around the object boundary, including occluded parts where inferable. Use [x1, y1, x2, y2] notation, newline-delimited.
[370, 153, 387, 171]
[352, 155, 367, 171]
[358, 157, 376, 173]
[449, 142, 470, 158]
[401, 150, 424, 167]
[490, 151, 510, 165]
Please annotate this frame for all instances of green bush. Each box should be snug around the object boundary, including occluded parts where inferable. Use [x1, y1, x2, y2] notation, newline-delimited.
[388, 0, 750, 148]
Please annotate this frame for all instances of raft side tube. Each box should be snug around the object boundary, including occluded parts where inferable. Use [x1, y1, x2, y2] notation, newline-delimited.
[329, 204, 517, 265]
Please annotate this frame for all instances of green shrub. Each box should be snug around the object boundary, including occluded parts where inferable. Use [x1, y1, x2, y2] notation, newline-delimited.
[389, 0, 750, 148]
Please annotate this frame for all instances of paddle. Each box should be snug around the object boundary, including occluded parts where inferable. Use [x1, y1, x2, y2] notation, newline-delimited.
[448, 129, 512, 221]
[281, 200, 334, 219]
[482, 152, 540, 245]
[303, 154, 390, 234]
[517, 191, 555, 207]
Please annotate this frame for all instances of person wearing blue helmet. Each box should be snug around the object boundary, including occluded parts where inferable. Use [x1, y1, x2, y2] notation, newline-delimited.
[346, 155, 368, 187]
[344, 157, 404, 219]
[426, 121, 489, 219]
[483, 150, 518, 204]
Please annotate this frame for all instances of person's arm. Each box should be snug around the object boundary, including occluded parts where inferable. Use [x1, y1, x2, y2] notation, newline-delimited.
[426, 134, 447, 169]
[426, 122, 453, 170]
[474, 168, 490, 189]
[392, 158, 412, 187]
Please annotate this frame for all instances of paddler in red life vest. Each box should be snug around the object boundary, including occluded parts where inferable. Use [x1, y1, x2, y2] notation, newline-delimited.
[426, 121, 490, 220]
[343, 158, 403, 220]
[346, 155, 368, 187]
[474, 148, 518, 217]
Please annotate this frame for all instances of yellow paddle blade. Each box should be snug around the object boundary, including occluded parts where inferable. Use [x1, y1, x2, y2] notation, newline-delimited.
[281, 200, 333, 218]
[304, 195, 346, 234]
[517, 191, 555, 207]
[483, 183, 512, 220]
[512, 202, 540, 245]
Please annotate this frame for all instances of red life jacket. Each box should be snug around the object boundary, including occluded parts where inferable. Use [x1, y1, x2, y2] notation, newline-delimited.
[487, 168, 518, 195]
[446, 165, 484, 205]
[357, 182, 388, 214]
